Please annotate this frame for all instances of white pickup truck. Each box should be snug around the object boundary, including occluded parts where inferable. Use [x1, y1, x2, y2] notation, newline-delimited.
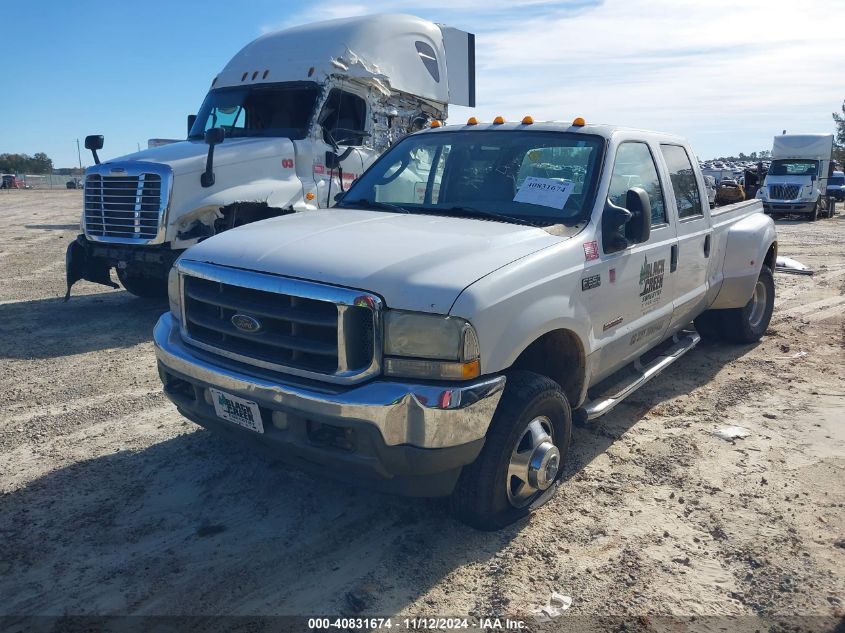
[154, 118, 777, 529]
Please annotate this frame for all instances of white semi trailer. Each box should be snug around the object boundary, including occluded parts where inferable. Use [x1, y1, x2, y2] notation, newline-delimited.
[66, 14, 475, 298]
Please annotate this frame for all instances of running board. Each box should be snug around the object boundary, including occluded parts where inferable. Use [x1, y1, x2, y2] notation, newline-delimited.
[583, 330, 701, 420]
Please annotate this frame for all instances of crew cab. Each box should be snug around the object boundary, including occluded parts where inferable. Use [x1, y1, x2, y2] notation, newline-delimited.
[154, 118, 777, 529]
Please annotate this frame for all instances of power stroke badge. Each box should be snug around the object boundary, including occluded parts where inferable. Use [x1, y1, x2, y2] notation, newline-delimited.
[639, 255, 665, 311]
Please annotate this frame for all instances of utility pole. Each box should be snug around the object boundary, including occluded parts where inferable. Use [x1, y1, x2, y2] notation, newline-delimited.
[76, 138, 83, 171]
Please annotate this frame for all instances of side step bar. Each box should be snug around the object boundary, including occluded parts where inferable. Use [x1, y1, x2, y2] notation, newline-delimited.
[583, 330, 701, 420]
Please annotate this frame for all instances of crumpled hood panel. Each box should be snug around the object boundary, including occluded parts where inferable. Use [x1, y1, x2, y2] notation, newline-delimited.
[182, 209, 564, 313]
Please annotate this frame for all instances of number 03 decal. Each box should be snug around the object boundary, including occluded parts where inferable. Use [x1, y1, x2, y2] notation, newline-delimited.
[281, 159, 294, 169]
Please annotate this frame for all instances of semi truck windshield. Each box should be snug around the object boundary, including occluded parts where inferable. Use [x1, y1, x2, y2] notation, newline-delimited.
[769, 159, 819, 177]
[188, 82, 320, 140]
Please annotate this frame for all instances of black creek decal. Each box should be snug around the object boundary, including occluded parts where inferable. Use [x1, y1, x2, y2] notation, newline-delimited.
[639, 256, 665, 310]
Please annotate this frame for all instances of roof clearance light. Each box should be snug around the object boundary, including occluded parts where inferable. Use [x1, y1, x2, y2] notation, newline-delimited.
[305, 192, 316, 201]
[521, 115, 534, 125]
[430, 120, 442, 128]
[493, 116, 505, 124]
[572, 117, 586, 127]
[466, 117, 479, 125]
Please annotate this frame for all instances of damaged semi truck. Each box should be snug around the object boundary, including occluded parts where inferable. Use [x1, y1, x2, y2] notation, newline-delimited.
[66, 14, 475, 299]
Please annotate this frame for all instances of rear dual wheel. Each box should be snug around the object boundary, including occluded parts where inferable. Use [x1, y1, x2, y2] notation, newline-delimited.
[450, 371, 572, 531]
[694, 265, 775, 344]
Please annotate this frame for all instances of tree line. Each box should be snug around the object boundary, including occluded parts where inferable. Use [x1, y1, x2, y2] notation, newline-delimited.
[0, 152, 54, 174]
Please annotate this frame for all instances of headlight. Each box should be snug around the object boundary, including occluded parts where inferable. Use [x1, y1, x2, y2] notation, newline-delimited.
[383, 311, 480, 380]
[168, 266, 182, 319]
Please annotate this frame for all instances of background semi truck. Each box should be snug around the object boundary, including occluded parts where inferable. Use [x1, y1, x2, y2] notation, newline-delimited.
[66, 13, 475, 299]
[757, 133, 835, 220]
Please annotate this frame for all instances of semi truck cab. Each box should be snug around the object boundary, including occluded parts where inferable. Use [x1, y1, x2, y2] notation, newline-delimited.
[65, 13, 475, 299]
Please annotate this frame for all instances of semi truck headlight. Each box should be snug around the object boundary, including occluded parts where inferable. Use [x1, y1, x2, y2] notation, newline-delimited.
[168, 267, 182, 320]
[383, 311, 480, 380]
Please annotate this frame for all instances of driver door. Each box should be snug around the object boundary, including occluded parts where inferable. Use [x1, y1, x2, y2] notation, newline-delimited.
[313, 88, 375, 206]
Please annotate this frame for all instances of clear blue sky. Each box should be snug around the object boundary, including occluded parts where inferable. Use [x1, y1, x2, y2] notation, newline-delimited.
[1, 0, 840, 168]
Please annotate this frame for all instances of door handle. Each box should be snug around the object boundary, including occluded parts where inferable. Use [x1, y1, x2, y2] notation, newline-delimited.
[704, 234, 711, 258]
[670, 244, 678, 272]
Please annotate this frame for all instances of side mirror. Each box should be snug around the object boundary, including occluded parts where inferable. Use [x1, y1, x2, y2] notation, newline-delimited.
[204, 127, 225, 146]
[624, 187, 651, 244]
[84, 135, 104, 151]
[84, 135, 104, 165]
[601, 199, 632, 254]
[201, 128, 224, 187]
[187, 114, 197, 136]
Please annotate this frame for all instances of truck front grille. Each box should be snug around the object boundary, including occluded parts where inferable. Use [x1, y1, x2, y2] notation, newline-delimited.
[179, 264, 380, 383]
[769, 184, 800, 201]
[82, 162, 171, 244]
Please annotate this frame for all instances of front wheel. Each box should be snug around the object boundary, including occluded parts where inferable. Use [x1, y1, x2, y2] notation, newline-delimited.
[117, 266, 168, 298]
[720, 265, 775, 344]
[450, 371, 572, 531]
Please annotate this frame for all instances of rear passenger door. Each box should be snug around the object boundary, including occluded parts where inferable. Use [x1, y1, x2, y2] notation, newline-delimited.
[591, 140, 676, 380]
[659, 144, 712, 331]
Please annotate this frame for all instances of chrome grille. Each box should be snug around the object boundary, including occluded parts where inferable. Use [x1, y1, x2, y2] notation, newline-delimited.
[178, 261, 381, 384]
[769, 184, 800, 200]
[82, 162, 171, 244]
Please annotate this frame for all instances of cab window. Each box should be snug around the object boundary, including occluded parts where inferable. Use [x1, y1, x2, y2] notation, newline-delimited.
[660, 144, 703, 218]
[608, 142, 666, 226]
[319, 89, 367, 146]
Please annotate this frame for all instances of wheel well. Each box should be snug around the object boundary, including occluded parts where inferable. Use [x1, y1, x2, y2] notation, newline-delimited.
[764, 241, 777, 271]
[510, 329, 585, 406]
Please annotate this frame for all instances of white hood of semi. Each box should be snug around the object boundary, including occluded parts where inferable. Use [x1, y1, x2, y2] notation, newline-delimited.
[182, 209, 565, 313]
[108, 138, 296, 176]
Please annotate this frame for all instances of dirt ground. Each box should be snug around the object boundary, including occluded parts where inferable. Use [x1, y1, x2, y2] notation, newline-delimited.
[1, 190, 843, 628]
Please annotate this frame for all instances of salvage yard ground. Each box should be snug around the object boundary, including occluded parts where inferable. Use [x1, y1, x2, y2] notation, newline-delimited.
[1, 190, 843, 623]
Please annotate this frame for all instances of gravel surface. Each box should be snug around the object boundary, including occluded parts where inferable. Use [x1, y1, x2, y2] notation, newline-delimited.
[1, 190, 843, 627]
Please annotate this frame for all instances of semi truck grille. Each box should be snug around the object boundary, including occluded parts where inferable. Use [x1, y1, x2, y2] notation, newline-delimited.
[769, 184, 800, 201]
[180, 268, 379, 382]
[82, 162, 171, 244]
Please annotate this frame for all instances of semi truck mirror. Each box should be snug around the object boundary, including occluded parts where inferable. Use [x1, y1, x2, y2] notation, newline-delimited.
[187, 114, 197, 136]
[201, 128, 225, 187]
[84, 135, 104, 165]
[625, 187, 651, 244]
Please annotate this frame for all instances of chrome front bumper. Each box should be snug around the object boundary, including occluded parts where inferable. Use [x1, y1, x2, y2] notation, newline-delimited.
[153, 313, 505, 449]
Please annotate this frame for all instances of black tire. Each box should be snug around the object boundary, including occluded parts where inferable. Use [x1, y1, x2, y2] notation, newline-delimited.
[450, 371, 572, 531]
[719, 265, 775, 344]
[693, 309, 723, 341]
[117, 267, 167, 298]
[809, 201, 818, 222]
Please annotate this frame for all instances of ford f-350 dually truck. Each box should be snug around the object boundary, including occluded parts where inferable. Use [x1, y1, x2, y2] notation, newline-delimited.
[154, 118, 777, 529]
[65, 13, 474, 299]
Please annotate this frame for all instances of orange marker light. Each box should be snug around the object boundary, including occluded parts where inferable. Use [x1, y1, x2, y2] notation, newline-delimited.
[466, 116, 479, 125]
[493, 116, 505, 124]
[305, 192, 315, 201]
[430, 120, 442, 128]
[521, 115, 534, 125]
[572, 116, 586, 127]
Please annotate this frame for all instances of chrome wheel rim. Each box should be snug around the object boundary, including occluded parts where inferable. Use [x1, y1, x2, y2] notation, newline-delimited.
[506, 416, 559, 508]
[748, 279, 767, 329]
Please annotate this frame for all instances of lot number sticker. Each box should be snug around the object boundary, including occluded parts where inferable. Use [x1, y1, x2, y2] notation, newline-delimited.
[514, 177, 573, 209]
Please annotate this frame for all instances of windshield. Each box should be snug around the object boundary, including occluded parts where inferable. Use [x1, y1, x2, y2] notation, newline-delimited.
[188, 82, 320, 140]
[338, 130, 605, 226]
[769, 159, 819, 177]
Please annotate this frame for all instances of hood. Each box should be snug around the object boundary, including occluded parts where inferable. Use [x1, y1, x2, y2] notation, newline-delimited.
[107, 137, 296, 176]
[182, 209, 565, 313]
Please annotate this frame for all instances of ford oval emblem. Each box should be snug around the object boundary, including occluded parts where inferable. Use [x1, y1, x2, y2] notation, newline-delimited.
[231, 313, 261, 333]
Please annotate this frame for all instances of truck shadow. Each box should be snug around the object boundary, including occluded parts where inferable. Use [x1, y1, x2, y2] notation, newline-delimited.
[0, 291, 165, 359]
[0, 338, 761, 618]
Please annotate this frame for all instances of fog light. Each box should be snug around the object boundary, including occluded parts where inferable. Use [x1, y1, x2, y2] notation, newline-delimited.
[271, 411, 289, 430]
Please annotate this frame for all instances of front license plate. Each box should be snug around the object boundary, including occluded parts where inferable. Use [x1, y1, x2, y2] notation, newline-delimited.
[210, 389, 264, 434]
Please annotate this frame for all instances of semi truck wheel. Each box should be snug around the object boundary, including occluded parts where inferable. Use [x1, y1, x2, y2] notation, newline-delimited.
[809, 201, 819, 222]
[450, 371, 571, 531]
[117, 267, 168, 299]
[720, 265, 775, 344]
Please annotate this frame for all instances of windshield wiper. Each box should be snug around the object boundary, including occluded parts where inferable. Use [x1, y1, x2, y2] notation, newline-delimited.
[436, 206, 543, 226]
[339, 199, 410, 214]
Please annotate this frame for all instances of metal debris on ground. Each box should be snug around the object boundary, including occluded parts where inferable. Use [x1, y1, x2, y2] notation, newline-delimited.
[711, 426, 751, 442]
[529, 592, 573, 621]
[775, 256, 814, 275]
